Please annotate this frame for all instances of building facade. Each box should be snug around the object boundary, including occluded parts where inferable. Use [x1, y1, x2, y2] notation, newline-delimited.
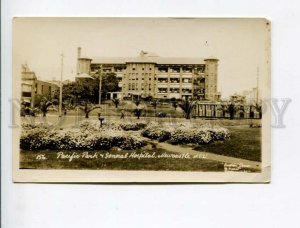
[77, 48, 220, 101]
[21, 64, 59, 107]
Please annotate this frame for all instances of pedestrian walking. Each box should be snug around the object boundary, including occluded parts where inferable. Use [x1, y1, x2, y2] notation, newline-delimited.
[120, 110, 125, 119]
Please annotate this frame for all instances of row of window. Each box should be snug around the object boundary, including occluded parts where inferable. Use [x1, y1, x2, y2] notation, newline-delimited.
[157, 79, 192, 83]
[126, 77, 192, 83]
[131, 67, 152, 71]
[157, 88, 192, 94]
[128, 83, 152, 91]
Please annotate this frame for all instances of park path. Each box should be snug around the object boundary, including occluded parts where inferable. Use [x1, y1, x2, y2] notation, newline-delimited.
[153, 141, 261, 171]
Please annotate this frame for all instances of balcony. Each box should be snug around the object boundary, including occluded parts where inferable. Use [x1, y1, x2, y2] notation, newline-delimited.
[156, 73, 168, 78]
[170, 79, 180, 83]
[157, 84, 168, 88]
[169, 84, 180, 88]
[182, 88, 192, 93]
[169, 89, 180, 94]
[158, 91, 168, 94]
[182, 72, 193, 77]
[157, 79, 168, 83]
[169, 73, 180, 77]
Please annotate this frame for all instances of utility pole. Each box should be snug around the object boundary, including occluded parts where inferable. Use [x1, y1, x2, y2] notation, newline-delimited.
[98, 67, 102, 105]
[59, 53, 64, 117]
[256, 67, 259, 104]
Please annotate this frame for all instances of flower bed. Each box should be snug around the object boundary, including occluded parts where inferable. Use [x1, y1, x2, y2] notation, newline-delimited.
[20, 120, 229, 151]
[79, 120, 147, 131]
[21, 122, 54, 130]
[141, 124, 230, 145]
[20, 128, 146, 151]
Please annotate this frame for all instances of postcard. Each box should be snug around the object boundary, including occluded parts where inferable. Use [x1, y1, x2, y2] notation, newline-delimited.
[12, 17, 271, 182]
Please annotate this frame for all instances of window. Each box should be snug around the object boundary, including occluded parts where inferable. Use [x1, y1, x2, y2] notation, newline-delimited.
[22, 92, 31, 97]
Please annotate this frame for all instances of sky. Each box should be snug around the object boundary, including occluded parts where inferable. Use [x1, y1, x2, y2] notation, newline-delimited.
[13, 17, 270, 98]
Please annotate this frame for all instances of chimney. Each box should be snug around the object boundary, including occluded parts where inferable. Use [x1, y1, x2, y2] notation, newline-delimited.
[77, 47, 81, 59]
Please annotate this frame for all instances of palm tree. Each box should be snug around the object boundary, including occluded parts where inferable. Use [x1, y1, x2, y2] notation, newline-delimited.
[178, 97, 197, 119]
[112, 98, 120, 108]
[228, 103, 235, 119]
[134, 108, 143, 119]
[254, 103, 262, 119]
[149, 99, 159, 118]
[78, 102, 101, 118]
[39, 97, 53, 117]
[172, 101, 178, 110]
[134, 99, 141, 107]
[218, 103, 228, 118]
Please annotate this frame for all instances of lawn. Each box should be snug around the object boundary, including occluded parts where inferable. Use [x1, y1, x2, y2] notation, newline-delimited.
[194, 126, 261, 162]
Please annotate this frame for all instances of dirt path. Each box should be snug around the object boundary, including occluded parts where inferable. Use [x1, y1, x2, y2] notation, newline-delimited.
[154, 141, 261, 171]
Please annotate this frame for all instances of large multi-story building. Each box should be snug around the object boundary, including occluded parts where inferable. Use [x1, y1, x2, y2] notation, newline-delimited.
[76, 48, 220, 101]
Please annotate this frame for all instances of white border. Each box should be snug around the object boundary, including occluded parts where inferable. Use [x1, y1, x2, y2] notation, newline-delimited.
[2, 0, 300, 228]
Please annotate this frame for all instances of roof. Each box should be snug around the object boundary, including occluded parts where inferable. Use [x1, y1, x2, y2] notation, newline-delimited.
[204, 56, 219, 61]
[91, 57, 206, 65]
[75, 73, 94, 79]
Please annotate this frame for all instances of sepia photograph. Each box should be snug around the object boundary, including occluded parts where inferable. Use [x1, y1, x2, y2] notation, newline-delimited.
[12, 17, 271, 182]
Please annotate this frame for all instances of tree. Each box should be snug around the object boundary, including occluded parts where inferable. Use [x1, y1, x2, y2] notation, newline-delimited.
[220, 103, 228, 118]
[54, 81, 97, 105]
[151, 99, 158, 117]
[112, 98, 120, 108]
[100, 73, 120, 101]
[254, 103, 262, 119]
[134, 99, 141, 107]
[178, 97, 197, 119]
[39, 97, 53, 117]
[170, 97, 176, 103]
[20, 101, 37, 117]
[172, 101, 178, 110]
[78, 102, 101, 118]
[55, 72, 120, 105]
[228, 103, 235, 120]
[134, 108, 143, 119]
[143, 95, 153, 102]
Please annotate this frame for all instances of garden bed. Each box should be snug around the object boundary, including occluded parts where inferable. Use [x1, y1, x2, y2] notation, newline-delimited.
[20, 120, 147, 151]
[20, 120, 230, 151]
[141, 122, 230, 145]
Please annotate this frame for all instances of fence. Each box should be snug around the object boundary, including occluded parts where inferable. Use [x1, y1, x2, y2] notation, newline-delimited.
[193, 103, 262, 119]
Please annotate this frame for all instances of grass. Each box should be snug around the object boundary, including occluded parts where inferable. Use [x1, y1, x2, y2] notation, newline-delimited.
[194, 126, 261, 162]
[20, 147, 226, 172]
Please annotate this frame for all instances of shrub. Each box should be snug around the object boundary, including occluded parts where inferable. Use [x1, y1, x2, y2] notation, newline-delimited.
[20, 128, 147, 151]
[158, 130, 172, 142]
[119, 122, 147, 131]
[141, 124, 230, 145]
[79, 120, 147, 131]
